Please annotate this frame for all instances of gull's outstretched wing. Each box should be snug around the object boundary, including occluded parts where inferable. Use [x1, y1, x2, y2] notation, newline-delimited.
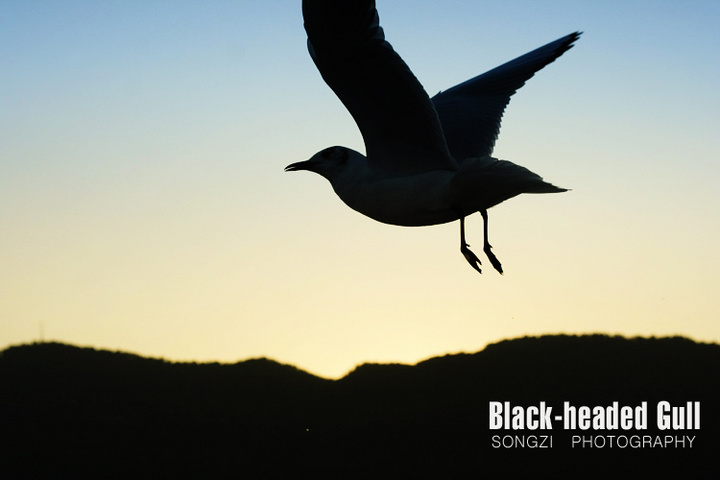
[432, 32, 581, 161]
[303, 0, 457, 174]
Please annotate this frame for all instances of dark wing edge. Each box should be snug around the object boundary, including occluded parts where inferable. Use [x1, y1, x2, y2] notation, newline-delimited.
[303, 0, 457, 173]
[432, 32, 582, 161]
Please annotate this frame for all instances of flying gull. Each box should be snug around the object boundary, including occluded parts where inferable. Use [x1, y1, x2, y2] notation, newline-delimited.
[286, 0, 580, 274]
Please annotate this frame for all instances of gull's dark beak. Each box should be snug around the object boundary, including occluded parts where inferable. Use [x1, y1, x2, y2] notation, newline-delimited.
[284, 160, 312, 172]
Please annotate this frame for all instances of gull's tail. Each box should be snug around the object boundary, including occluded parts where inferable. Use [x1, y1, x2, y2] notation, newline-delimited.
[451, 156, 568, 211]
[524, 182, 568, 194]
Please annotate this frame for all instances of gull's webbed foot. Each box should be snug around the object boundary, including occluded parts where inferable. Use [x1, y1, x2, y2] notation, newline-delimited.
[484, 243, 503, 275]
[461, 242, 483, 274]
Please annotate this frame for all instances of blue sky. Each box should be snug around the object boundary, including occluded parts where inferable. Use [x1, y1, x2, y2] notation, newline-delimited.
[2, 1, 719, 378]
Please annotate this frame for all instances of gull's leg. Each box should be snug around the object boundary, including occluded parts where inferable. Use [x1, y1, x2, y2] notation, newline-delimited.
[460, 216, 482, 274]
[481, 209, 503, 274]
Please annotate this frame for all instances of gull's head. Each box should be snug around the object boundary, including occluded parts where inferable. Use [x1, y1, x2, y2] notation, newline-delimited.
[284, 146, 363, 182]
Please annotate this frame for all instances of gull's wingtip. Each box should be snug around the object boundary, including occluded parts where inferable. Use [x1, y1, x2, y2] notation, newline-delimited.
[554, 31, 583, 56]
[529, 31, 582, 74]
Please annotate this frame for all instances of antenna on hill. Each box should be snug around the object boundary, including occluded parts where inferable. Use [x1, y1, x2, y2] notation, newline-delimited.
[39, 320, 44, 343]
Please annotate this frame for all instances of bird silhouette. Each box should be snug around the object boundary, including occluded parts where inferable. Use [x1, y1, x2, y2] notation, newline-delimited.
[286, 0, 580, 274]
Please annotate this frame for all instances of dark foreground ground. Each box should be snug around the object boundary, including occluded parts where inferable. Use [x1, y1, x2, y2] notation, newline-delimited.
[1, 334, 718, 478]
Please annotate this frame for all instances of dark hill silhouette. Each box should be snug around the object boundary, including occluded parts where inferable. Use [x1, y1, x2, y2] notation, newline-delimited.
[1, 335, 718, 478]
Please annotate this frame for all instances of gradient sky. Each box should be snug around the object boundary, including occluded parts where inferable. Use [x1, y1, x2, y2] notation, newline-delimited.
[2, 1, 719, 378]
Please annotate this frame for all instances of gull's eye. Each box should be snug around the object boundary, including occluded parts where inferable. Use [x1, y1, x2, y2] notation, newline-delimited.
[321, 147, 335, 159]
[321, 147, 348, 164]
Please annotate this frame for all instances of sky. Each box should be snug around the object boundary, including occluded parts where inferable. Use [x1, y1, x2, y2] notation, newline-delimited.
[2, 0, 719, 379]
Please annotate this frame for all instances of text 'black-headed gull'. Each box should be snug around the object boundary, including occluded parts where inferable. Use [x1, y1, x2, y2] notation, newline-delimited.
[286, 0, 580, 274]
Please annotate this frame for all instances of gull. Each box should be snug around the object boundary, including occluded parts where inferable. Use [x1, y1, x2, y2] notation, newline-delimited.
[286, 0, 580, 274]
